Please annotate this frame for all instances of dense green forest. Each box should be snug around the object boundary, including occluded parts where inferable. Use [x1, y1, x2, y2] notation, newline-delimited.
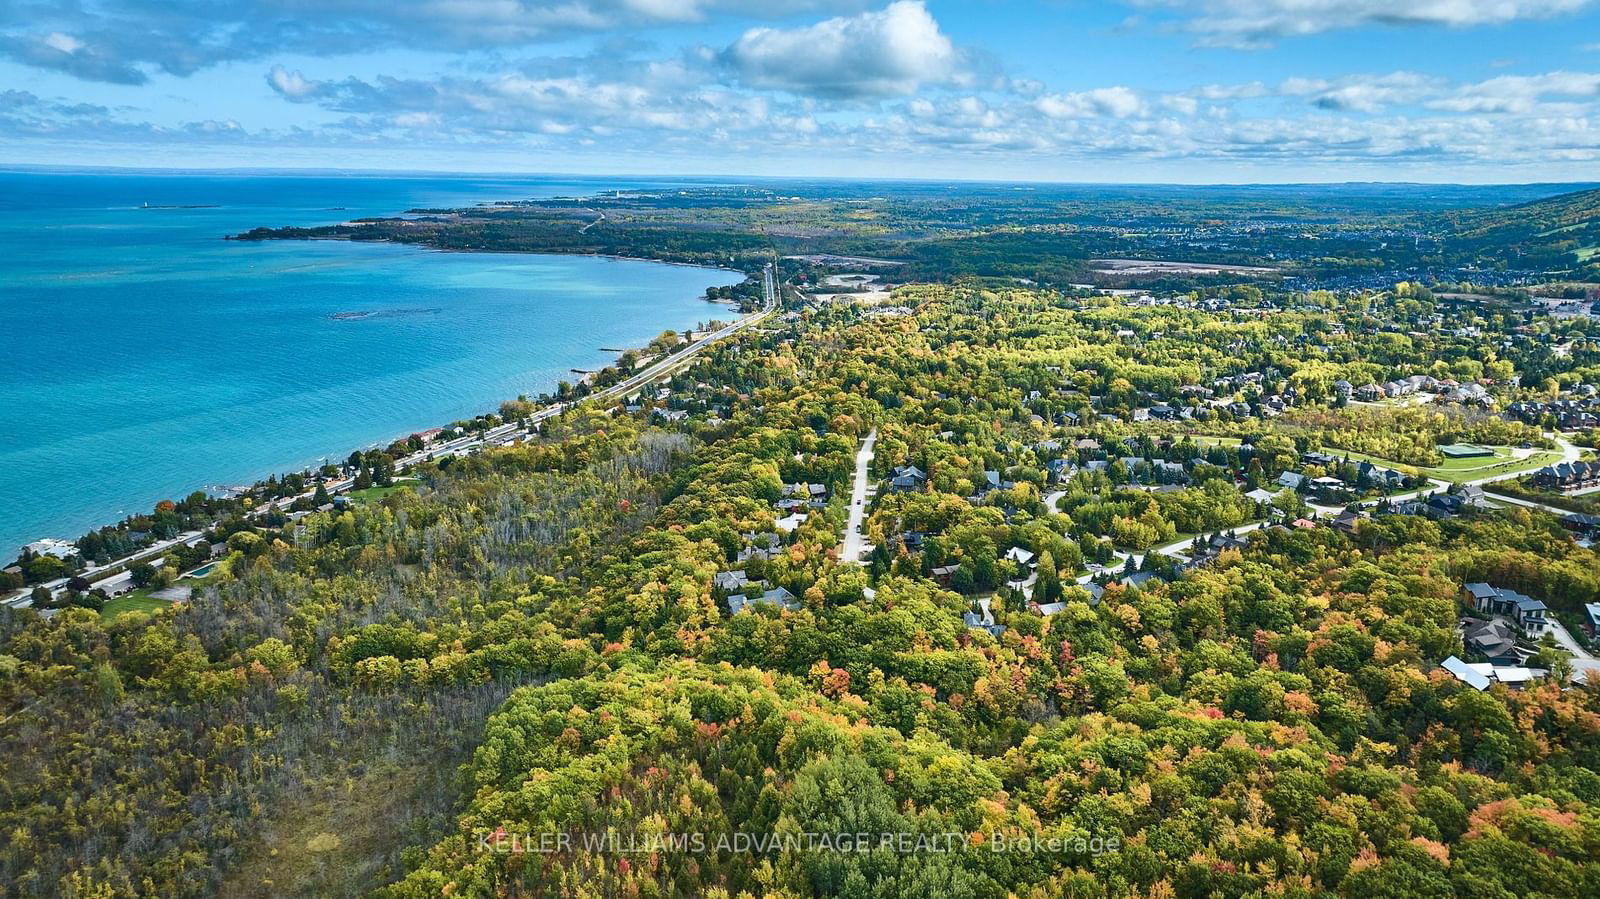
[232, 181, 1600, 286]
[5, 274, 1600, 898]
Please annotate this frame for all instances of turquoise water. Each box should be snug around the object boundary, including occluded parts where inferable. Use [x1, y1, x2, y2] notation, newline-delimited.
[0, 170, 741, 555]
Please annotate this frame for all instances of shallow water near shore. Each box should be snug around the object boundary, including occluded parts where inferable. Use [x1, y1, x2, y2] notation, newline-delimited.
[0, 170, 741, 555]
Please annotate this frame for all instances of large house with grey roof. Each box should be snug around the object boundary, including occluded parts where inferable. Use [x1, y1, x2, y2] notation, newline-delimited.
[1464, 583, 1549, 635]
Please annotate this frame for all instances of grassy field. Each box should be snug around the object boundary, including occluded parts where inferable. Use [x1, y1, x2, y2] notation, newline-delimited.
[101, 590, 174, 620]
[1322, 445, 1565, 484]
[346, 478, 419, 505]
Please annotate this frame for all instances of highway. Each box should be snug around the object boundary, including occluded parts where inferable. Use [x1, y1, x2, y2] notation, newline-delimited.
[6, 263, 779, 610]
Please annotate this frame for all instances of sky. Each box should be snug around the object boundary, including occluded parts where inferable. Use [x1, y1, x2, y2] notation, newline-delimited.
[3, 1, 1600, 182]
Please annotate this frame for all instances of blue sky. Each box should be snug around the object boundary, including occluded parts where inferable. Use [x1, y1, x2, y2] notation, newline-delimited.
[3, 1, 1600, 181]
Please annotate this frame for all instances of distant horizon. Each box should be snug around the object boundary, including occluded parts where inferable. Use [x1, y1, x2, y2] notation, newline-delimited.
[5, 162, 1599, 192]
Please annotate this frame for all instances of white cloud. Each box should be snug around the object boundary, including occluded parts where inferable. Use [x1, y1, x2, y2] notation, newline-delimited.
[1284, 72, 1440, 112]
[0, 0, 863, 83]
[1036, 86, 1146, 119]
[42, 32, 83, 54]
[1428, 70, 1600, 112]
[723, 1, 957, 98]
[266, 65, 320, 100]
[1151, 0, 1594, 46]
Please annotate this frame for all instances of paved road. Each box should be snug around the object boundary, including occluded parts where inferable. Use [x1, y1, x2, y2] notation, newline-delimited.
[1546, 618, 1600, 681]
[840, 428, 878, 564]
[4, 529, 206, 610]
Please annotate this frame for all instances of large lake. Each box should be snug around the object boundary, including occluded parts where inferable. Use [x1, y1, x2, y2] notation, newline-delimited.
[0, 170, 743, 555]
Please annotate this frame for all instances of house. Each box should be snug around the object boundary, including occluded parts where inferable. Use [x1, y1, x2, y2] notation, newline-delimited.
[1441, 655, 1492, 691]
[1462, 617, 1525, 665]
[775, 512, 809, 534]
[1332, 509, 1363, 533]
[889, 465, 927, 492]
[1585, 602, 1600, 637]
[930, 564, 959, 587]
[1443, 654, 1543, 691]
[1356, 383, 1384, 402]
[1532, 461, 1600, 491]
[1424, 491, 1485, 519]
[962, 596, 1005, 636]
[714, 570, 752, 592]
[738, 532, 783, 562]
[1120, 571, 1165, 590]
[1357, 461, 1406, 489]
[1078, 582, 1104, 605]
[963, 611, 1007, 638]
[1333, 380, 1353, 399]
[1208, 532, 1250, 553]
[1004, 546, 1036, 568]
[1564, 512, 1600, 535]
[728, 586, 800, 615]
[1277, 471, 1308, 491]
[1033, 601, 1067, 617]
[1245, 487, 1278, 504]
[1464, 583, 1549, 635]
[22, 538, 76, 560]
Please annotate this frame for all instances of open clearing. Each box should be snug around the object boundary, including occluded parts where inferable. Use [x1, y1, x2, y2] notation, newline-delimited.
[1321, 445, 1565, 483]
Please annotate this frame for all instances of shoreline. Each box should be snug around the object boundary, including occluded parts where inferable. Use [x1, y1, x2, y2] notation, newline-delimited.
[13, 238, 752, 558]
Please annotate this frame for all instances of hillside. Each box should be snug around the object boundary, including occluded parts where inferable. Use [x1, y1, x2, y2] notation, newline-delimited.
[1440, 186, 1600, 277]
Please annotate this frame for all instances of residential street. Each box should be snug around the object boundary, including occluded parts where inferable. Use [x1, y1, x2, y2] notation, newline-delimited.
[840, 428, 878, 564]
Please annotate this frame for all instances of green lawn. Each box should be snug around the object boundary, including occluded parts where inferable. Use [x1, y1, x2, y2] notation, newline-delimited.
[1320, 445, 1565, 484]
[346, 478, 419, 505]
[101, 590, 174, 620]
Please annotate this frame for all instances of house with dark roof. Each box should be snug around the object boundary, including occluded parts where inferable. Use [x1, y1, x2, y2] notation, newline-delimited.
[1120, 571, 1166, 591]
[1532, 461, 1600, 491]
[1332, 509, 1363, 533]
[962, 597, 1006, 637]
[889, 465, 927, 492]
[1464, 583, 1549, 635]
[1461, 617, 1526, 665]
